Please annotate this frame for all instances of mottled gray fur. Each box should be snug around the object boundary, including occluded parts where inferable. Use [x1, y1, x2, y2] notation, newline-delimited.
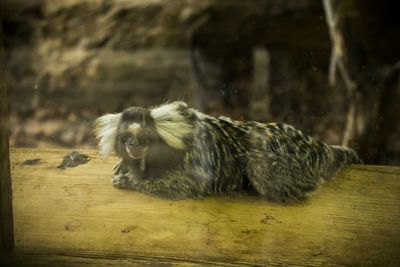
[95, 101, 362, 202]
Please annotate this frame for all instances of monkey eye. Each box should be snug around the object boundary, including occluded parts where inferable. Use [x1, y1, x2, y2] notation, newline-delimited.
[118, 133, 131, 143]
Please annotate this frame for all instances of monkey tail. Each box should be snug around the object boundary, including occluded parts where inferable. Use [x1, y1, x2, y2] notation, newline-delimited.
[330, 145, 363, 165]
[322, 145, 362, 180]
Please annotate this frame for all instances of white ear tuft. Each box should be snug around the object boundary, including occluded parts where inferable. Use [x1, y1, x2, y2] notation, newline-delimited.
[150, 101, 193, 150]
[94, 113, 122, 158]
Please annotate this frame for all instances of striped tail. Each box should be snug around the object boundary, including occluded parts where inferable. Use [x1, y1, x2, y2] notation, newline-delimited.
[331, 145, 363, 165]
[323, 145, 363, 180]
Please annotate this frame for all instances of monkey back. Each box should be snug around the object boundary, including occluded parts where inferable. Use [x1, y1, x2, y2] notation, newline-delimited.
[183, 110, 361, 201]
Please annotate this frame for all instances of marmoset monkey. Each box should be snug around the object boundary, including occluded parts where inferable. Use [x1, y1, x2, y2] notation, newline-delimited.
[95, 101, 362, 202]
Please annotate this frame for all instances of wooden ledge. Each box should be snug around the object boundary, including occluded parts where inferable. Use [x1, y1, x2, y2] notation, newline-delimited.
[1, 148, 400, 266]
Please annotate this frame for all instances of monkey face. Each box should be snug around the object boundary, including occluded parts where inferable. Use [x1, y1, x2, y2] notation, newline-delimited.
[115, 107, 154, 161]
[96, 101, 191, 164]
[95, 101, 192, 178]
[117, 124, 149, 160]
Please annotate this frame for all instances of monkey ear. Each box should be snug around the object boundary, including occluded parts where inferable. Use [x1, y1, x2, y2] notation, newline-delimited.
[150, 101, 193, 150]
[94, 113, 122, 158]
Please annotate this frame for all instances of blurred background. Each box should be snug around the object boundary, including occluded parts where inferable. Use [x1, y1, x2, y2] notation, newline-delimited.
[1, 0, 399, 165]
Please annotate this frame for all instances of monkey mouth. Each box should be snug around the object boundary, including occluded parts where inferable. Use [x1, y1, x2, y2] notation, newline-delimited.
[126, 147, 147, 159]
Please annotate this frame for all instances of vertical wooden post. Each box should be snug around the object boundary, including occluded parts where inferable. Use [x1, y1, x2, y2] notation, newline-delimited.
[0, 21, 15, 254]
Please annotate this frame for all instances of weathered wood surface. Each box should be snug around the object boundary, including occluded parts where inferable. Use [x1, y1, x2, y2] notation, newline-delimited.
[0, 21, 14, 254]
[1, 148, 400, 266]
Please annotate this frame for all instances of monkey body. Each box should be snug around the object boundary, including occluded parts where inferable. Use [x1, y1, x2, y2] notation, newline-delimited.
[95, 101, 362, 202]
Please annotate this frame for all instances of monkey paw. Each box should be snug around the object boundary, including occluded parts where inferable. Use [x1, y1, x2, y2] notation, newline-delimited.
[112, 174, 134, 189]
[113, 161, 129, 175]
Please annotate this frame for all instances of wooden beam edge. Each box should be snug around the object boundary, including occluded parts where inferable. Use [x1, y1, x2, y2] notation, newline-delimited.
[1, 250, 264, 267]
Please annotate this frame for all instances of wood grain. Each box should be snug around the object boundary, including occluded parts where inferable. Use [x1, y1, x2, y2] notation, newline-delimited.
[2, 148, 400, 266]
[0, 21, 14, 254]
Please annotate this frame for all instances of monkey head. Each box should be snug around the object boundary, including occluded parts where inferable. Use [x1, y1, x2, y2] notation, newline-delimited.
[115, 107, 155, 161]
[95, 101, 194, 174]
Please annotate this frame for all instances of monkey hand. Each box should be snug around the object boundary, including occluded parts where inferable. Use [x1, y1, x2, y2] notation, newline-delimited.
[113, 160, 130, 175]
[112, 169, 138, 189]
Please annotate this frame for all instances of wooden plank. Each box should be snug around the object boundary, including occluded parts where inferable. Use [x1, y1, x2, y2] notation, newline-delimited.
[3, 148, 400, 266]
[0, 21, 15, 254]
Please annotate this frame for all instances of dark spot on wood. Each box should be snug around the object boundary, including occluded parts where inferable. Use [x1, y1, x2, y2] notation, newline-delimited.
[64, 219, 81, 231]
[311, 251, 323, 257]
[260, 214, 276, 224]
[121, 225, 138, 233]
[57, 151, 90, 169]
[23, 158, 41, 165]
[241, 229, 258, 234]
